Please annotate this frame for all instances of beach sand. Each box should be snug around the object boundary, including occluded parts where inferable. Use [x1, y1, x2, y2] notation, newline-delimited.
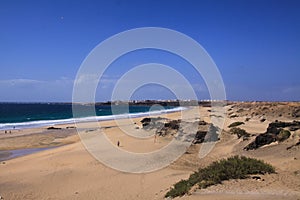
[0, 103, 299, 199]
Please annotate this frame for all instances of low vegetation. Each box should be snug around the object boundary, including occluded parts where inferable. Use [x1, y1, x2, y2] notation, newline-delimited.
[165, 156, 275, 198]
[228, 121, 245, 128]
[229, 127, 250, 139]
[277, 129, 291, 142]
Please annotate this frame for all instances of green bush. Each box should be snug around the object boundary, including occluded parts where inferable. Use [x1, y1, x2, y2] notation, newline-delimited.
[228, 121, 245, 128]
[165, 156, 275, 198]
[277, 129, 291, 142]
[165, 179, 191, 198]
[229, 127, 250, 139]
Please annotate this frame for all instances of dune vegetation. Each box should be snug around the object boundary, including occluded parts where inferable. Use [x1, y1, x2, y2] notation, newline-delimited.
[165, 156, 275, 198]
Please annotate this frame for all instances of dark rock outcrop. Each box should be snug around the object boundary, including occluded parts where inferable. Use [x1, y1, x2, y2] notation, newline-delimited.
[244, 133, 276, 150]
[244, 120, 299, 150]
[193, 124, 219, 144]
[267, 120, 300, 132]
[156, 120, 181, 136]
[193, 130, 206, 144]
[141, 117, 219, 144]
[206, 124, 220, 142]
[140, 117, 166, 130]
[164, 120, 181, 130]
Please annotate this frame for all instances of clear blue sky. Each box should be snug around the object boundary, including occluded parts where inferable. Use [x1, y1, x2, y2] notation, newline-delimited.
[0, 0, 299, 102]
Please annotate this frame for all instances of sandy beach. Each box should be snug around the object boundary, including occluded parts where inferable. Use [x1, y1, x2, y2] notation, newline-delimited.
[0, 103, 300, 200]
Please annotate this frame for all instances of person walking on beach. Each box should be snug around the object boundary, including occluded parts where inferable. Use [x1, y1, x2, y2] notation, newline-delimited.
[117, 140, 120, 147]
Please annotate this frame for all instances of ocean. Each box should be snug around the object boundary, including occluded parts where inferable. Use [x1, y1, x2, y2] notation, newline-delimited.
[0, 103, 183, 130]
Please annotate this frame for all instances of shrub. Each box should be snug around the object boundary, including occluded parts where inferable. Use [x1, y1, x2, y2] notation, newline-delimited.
[165, 179, 191, 198]
[228, 121, 245, 128]
[229, 127, 250, 139]
[277, 129, 291, 142]
[165, 156, 275, 198]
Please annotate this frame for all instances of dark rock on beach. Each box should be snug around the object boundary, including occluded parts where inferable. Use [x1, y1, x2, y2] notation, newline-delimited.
[193, 130, 206, 144]
[163, 120, 181, 130]
[140, 117, 219, 144]
[140, 117, 166, 130]
[47, 126, 62, 130]
[156, 120, 181, 136]
[192, 124, 219, 144]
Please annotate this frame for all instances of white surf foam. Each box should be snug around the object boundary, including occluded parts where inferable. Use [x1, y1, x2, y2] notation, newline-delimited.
[0, 107, 186, 130]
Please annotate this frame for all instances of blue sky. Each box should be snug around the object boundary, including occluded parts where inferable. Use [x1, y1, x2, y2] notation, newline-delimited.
[0, 0, 299, 102]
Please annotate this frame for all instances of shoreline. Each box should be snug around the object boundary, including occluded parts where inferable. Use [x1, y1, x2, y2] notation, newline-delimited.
[0, 106, 190, 160]
[0, 106, 186, 131]
[0, 146, 61, 162]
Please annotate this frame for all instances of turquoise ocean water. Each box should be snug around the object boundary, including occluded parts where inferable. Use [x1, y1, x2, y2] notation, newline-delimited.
[0, 103, 183, 130]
